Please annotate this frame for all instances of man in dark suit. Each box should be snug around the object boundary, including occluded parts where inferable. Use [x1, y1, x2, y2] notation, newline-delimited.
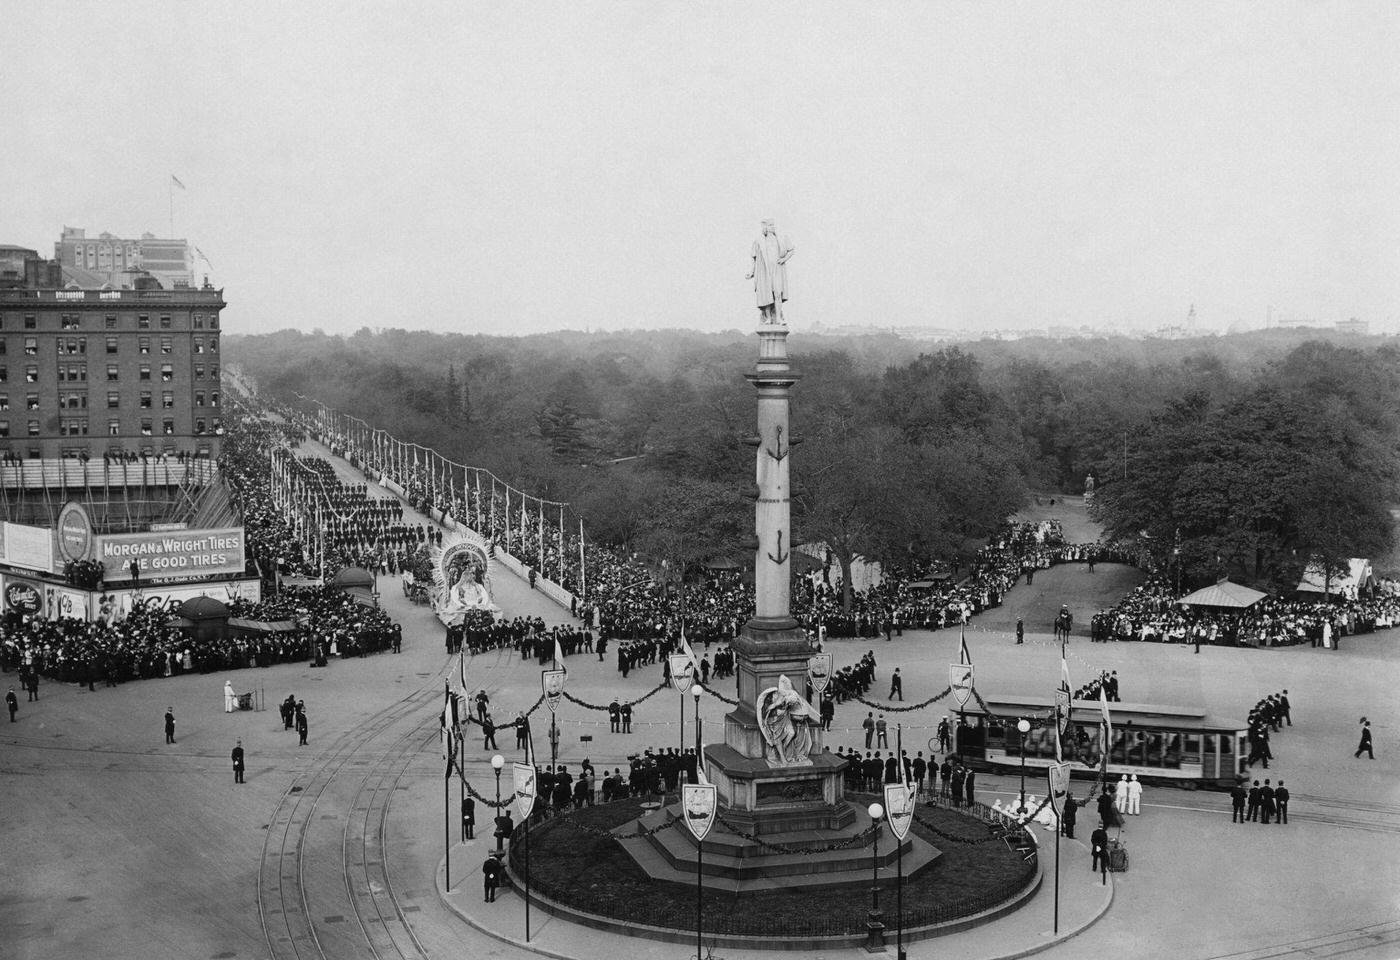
[1230, 780, 1247, 823]
[1090, 825, 1110, 874]
[164, 707, 176, 744]
[482, 852, 502, 903]
[963, 768, 976, 807]
[1246, 780, 1261, 821]
[1259, 779, 1276, 825]
[1279, 690, 1292, 726]
[1356, 720, 1374, 759]
[296, 710, 309, 746]
[1275, 780, 1290, 824]
[231, 739, 245, 784]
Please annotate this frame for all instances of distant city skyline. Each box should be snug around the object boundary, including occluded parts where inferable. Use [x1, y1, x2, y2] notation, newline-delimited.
[4, 2, 1397, 337]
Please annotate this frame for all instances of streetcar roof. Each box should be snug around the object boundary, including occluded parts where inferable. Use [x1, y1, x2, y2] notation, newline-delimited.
[977, 696, 1244, 731]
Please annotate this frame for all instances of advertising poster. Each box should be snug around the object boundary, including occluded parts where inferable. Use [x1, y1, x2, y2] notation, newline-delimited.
[96, 527, 246, 580]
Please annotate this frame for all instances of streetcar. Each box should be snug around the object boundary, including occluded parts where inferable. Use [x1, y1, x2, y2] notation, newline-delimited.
[952, 695, 1248, 790]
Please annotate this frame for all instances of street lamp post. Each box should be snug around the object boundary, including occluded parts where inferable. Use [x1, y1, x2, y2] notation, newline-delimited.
[491, 754, 505, 854]
[865, 802, 885, 953]
[1017, 718, 1031, 814]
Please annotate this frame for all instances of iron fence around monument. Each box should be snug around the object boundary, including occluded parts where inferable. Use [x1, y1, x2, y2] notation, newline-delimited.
[504, 794, 1038, 939]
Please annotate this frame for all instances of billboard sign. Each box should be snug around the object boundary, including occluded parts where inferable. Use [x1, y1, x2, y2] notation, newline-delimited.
[97, 527, 246, 580]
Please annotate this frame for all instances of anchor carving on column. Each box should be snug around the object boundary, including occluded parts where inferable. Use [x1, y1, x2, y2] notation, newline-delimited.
[765, 425, 789, 463]
[767, 529, 789, 566]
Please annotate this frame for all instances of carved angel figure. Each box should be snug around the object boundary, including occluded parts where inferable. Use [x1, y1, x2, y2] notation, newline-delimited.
[757, 674, 820, 767]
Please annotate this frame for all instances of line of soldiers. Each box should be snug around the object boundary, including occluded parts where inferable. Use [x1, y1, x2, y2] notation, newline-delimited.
[1246, 690, 1291, 768]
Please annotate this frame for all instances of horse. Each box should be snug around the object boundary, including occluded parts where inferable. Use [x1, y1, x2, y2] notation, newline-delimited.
[1053, 609, 1073, 644]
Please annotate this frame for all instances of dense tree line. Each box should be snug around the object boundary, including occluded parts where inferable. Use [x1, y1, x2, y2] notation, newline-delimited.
[227, 326, 1400, 591]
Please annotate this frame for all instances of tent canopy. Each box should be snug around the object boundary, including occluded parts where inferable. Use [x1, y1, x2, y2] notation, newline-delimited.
[178, 596, 230, 621]
[228, 618, 298, 634]
[331, 566, 375, 589]
[1297, 557, 1371, 596]
[1177, 580, 1268, 609]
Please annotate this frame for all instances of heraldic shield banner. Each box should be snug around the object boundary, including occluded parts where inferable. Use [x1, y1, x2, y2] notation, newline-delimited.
[541, 668, 566, 713]
[669, 654, 695, 694]
[682, 783, 717, 841]
[807, 652, 834, 698]
[884, 782, 915, 841]
[949, 663, 974, 708]
[1047, 761, 1072, 815]
[512, 761, 537, 821]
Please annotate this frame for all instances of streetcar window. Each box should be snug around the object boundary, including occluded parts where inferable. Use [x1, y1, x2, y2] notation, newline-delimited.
[1183, 734, 1201, 764]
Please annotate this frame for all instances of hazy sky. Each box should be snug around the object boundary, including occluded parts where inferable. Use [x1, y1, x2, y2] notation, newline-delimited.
[4, 3, 1397, 336]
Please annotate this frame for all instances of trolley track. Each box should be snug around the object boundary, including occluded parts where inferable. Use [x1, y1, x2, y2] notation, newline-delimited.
[257, 678, 446, 960]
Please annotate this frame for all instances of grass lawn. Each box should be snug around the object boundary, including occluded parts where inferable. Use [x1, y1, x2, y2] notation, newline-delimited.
[509, 796, 1036, 938]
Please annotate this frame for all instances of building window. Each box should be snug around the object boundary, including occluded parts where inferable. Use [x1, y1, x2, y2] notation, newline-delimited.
[25, 366, 37, 383]
[26, 395, 38, 410]
[162, 418, 175, 435]
[0, 341, 5, 355]
[195, 418, 206, 435]
[61, 418, 89, 436]
[194, 391, 205, 407]
[107, 392, 120, 409]
[76, 338, 86, 354]
[105, 315, 117, 330]
[23, 338, 36, 356]
[161, 364, 174, 382]
[0, 421, 8, 438]
[140, 418, 152, 437]
[193, 339, 204, 354]
[159, 315, 172, 329]
[139, 391, 152, 409]
[106, 337, 118, 354]
[107, 364, 119, 381]
[27, 420, 39, 437]
[24, 315, 36, 330]
[138, 315, 150, 329]
[209, 337, 218, 354]
[212, 417, 223, 435]
[139, 365, 151, 381]
[70, 364, 87, 382]
[0, 367, 7, 383]
[108, 419, 121, 436]
[138, 337, 150, 354]
[160, 337, 172, 355]
[62, 393, 86, 410]
[0, 395, 7, 411]
[210, 391, 220, 408]
[161, 391, 174, 409]
[210, 315, 219, 330]
[61, 314, 80, 330]
[210, 363, 219, 380]
[193, 314, 205, 329]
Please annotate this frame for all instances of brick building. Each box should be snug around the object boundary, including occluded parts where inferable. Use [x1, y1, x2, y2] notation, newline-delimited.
[0, 283, 225, 460]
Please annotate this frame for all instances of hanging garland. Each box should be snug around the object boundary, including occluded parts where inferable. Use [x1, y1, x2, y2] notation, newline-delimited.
[851, 685, 953, 713]
[699, 686, 739, 706]
[561, 682, 668, 712]
[462, 692, 547, 730]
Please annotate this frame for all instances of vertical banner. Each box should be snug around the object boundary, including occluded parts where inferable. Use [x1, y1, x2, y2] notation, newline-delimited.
[949, 664, 974, 708]
[669, 654, 695, 694]
[513, 761, 537, 821]
[682, 783, 717, 841]
[1047, 762, 1072, 814]
[884, 782, 915, 841]
[542, 669, 566, 713]
[807, 653, 834, 698]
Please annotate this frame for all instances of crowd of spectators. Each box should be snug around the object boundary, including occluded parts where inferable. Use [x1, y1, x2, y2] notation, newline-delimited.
[1092, 576, 1400, 649]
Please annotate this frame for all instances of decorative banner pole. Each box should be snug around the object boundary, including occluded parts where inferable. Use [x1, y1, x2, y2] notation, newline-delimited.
[681, 698, 715, 960]
[542, 641, 567, 801]
[513, 744, 539, 942]
[885, 725, 915, 960]
[670, 646, 695, 755]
